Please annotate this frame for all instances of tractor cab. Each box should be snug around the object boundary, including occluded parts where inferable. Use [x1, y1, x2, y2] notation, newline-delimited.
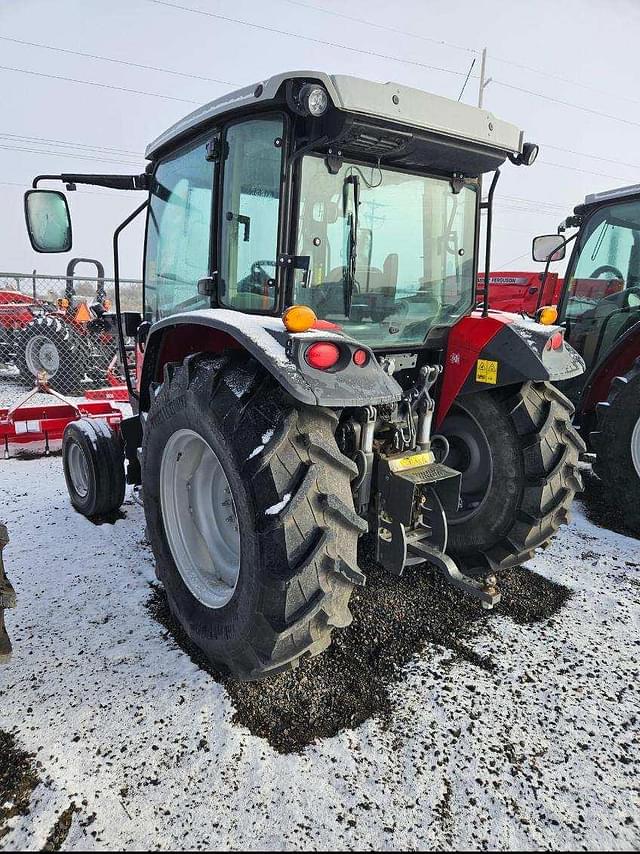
[533, 185, 640, 399]
[562, 189, 640, 373]
[532, 185, 640, 533]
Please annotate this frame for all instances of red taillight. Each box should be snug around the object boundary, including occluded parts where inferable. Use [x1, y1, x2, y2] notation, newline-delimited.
[353, 348, 368, 367]
[311, 318, 342, 331]
[305, 342, 341, 370]
[545, 331, 564, 351]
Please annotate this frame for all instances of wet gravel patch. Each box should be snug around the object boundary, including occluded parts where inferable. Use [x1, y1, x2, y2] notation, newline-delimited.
[579, 469, 640, 541]
[0, 729, 40, 842]
[41, 802, 78, 851]
[147, 553, 572, 754]
[86, 509, 127, 526]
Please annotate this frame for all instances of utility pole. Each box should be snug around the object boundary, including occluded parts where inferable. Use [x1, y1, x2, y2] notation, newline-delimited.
[478, 48, 492, 108]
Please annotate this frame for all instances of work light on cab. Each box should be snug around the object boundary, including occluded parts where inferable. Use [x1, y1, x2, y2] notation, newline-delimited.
[305, 342, 341, 370]
[509, 141, 539, 167]
[298, 83, 329, 117]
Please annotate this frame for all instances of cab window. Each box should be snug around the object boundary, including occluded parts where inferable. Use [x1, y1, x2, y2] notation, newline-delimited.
[219, 117, 284, 312]
[145, 136, 214, 321]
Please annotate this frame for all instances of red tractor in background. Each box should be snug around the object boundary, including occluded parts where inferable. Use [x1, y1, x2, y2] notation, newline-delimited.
[486, 184, 640, 532]
[476, 271, 564, 315]
[0, 258, 120, 395]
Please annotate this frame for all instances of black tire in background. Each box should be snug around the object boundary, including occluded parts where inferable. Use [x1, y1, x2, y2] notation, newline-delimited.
[62, 419, 126, 517]
[440, 381, 585, 570]
[142, 354, 365, 681]
[17, 315, 90, 395]
[591, 357, 640, 533]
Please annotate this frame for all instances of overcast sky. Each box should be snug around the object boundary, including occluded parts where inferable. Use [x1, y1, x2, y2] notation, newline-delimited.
[1, 0, 639, 281]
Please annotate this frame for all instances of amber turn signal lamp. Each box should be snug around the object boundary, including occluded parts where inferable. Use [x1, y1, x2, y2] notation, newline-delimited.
[283, 305, 317, 333]
[537, 305, 558, 325]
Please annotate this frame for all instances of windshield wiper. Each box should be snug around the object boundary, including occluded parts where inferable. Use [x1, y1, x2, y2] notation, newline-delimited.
[343, 173, 360, 317]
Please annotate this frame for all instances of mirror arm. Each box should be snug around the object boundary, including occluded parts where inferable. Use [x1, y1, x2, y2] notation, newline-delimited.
[33, 173, 149, 191]
[535, 231, 578, 313]
[113, 200, 149, 401]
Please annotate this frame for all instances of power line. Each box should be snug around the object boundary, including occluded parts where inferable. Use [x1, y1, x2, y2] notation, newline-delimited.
[0, 35, 237, 88]
[492, 79, 640, 129]
[0, 133, 142, 159]
[500, 194, 567, 211]
[541, 143, 640, 172]
[0, 143, 143, 167]
[541, 159, 631, 183]
[148, 0, 470, 78]
[493, 250, 533, 268]
[281, 0, 639, 110]
[489, 53, 640, 108]
[280, 0, 477, 55]
[0, 64, 199, 104]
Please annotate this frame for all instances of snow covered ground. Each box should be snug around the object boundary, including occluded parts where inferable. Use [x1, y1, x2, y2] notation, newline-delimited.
[0, 455, 638, 851]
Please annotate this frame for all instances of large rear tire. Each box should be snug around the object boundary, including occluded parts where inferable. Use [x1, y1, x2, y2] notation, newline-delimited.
[591, 357, 640, 532]
[17, 316, 89, 395]
[142, 354, 365, 680]
[440, 381, 585, 570]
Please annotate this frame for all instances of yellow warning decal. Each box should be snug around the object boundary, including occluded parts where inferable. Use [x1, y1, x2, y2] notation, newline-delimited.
[476, 358, 498, 384]
[389, 451, 435, 472]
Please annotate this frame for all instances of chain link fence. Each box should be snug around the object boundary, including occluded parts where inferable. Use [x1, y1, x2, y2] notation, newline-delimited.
[0, 271, 142, 410]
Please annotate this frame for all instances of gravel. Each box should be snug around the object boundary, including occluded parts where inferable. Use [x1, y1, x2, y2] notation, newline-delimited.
[0, 456, 638, 850]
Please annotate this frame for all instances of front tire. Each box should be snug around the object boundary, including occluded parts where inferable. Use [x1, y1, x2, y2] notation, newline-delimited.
[440, 381, 585, 569]
[142, 354, 366, 680]
[591, 358, 640, 532]
[62, 419, 126, 516]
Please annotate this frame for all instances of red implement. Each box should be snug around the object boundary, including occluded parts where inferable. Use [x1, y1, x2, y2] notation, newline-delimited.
[0, 381, 122, 457]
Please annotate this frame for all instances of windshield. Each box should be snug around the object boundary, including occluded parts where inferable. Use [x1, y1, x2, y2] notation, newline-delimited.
[294, 156, 477, 347]
[563, 198, 640, 369]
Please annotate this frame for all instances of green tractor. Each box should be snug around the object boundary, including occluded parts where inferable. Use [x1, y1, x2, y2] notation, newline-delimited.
[24, 72, 584, 679]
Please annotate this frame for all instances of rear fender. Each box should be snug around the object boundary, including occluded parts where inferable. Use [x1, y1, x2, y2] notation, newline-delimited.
[436, 312, 585, 426]
[579, 320, 640, 418]
[139, 308, 402, 412]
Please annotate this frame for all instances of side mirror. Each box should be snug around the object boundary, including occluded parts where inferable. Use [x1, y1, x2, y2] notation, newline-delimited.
[24, 190, 72, 253]
[122, 311, 143, 337]
[532, 234, 565, 263]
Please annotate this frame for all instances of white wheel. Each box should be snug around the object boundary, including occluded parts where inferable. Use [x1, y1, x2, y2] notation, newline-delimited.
[66, 441, 90, 498]
[631, 415, 640, 479]
[160, 429, 241, 610]
[24, 335, 60, 377]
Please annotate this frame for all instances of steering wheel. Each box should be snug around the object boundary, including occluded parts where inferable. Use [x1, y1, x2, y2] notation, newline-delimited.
[590, 264, 624, 280]
[238, 260, 277, 295]
[251, 260, 276, 282]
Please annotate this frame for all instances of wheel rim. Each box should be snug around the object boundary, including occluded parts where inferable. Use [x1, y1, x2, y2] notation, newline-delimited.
[24, 335, 60, 377]
[67, 442, 90, 498]
[160, 429, 241, 609]
[440, 407, 494, 523]
[632, 415, 640, 479]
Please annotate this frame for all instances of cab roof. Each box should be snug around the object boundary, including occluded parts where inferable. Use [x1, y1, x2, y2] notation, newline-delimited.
[145, 70, 525, 162]
[581, 183, 640, 209]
